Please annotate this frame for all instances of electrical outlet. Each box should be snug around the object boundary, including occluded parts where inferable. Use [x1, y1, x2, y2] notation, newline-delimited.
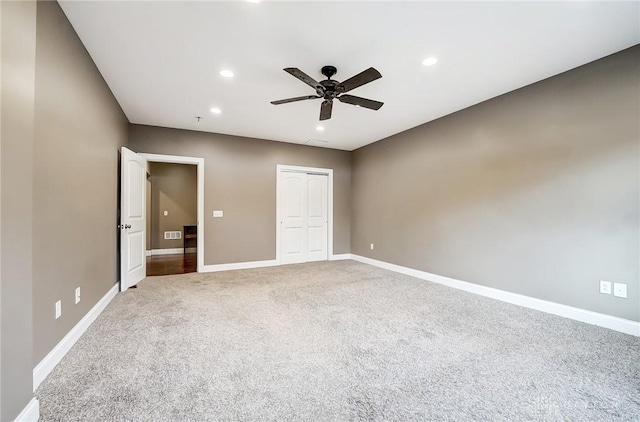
[213, 210, 223, 218]
[55, 300, 61, 319]
[75, 287, 81, 304]
[600, 280, 612, 295]
[370, 243, 374, 250]
[163, 210, 168, 216]
[613, 283, 627, 298]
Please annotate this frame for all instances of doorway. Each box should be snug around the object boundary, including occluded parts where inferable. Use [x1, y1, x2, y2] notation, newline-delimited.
[120, 148, 204, 291]
[146, 162, 198, 276]
[276, 164, 334, 264]
[141, 153, 205, 278]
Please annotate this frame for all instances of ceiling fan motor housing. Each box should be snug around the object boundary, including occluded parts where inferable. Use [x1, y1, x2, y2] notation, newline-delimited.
[319, 79, 339, 99]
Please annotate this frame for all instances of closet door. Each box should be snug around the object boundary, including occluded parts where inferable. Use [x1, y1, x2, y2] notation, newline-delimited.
[306, 174, 328, 262]
[279, 172, 328, 264]
[280, 172, 307, 264]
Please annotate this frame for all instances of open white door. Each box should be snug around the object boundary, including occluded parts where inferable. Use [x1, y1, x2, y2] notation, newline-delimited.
[120, 147, 147, 291]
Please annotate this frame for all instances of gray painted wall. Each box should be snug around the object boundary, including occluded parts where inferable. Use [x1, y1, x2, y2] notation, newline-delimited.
[128, 125, 352, 265]
[32, 0, 129, 363]
[1, 1, 37, 419]
[352, 46, 640, 322]
[149, 162, 197, 250]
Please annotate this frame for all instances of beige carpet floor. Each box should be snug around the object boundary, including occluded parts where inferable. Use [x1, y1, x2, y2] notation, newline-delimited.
[37, 260, 640, 421]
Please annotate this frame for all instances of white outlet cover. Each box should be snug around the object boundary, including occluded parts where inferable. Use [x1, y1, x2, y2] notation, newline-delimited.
[600, 280, 612, 295]
[613, 283, 627, 298]
[75, 287, 81, 304]
[370, 243, 374, 250]
[55, 300, 62, 319]
[213, 210, 223, 218]
[163, 210, 168, 216]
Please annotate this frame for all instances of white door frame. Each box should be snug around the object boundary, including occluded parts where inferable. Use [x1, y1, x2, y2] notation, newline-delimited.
[276, 164, 333, 264]
[140, 153, 205, 273]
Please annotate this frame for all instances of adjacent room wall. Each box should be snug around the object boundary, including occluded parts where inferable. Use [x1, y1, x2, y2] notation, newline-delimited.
[128, 125, 351, 265]
[149, 162, 197, 250]
[0, 1, 37, 419]
[32, 0, 129, 364]
[352, 46, 640, 322]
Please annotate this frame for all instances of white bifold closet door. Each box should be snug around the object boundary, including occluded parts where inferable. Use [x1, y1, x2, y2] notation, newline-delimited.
[280, 172, 328, 264]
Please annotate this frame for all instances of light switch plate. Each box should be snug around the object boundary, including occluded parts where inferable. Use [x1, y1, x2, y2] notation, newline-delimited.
[613, 283, 627, 298]
[213, 210, 223, 218]
[55, 300, 62, 319]
[163, 210, 168, 216]
[599, 280, 612, 295]
[75, 287, 81, 304]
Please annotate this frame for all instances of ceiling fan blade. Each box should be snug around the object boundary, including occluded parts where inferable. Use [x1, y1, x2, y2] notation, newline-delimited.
[271, 95, 320, 105]
[338, 94, 384, 110]
[319, 100, 333, 120]
[337, 67, 382, 93]
[284, 68, 322, 90]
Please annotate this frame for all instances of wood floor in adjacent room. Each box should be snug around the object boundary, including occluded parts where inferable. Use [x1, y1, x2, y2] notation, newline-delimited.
[146, 253, 196, 276]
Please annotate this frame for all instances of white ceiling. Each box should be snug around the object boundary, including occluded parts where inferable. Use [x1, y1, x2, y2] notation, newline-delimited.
[59, 1, 639, 151]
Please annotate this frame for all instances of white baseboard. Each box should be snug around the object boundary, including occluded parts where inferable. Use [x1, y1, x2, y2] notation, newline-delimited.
[151, 248, 185, 256]
[14, 398, 39, 422]
[201, 255, 351, 272]
[200, 259, 279, 273]
[330, 254, 353, 261]
[33, 283, 119, 391]
[350, 255, 640, 337]
[146, 250, 152, 257]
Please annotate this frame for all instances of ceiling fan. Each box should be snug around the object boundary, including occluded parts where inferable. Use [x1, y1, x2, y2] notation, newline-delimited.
[271, 65, 383, 121]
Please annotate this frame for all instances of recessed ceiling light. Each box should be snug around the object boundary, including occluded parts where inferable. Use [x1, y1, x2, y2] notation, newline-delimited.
[219, 70, 234, 78]
[422, 57, 438, 67]
[210, 107, 221, 114]
[316, 125, 325, 131]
